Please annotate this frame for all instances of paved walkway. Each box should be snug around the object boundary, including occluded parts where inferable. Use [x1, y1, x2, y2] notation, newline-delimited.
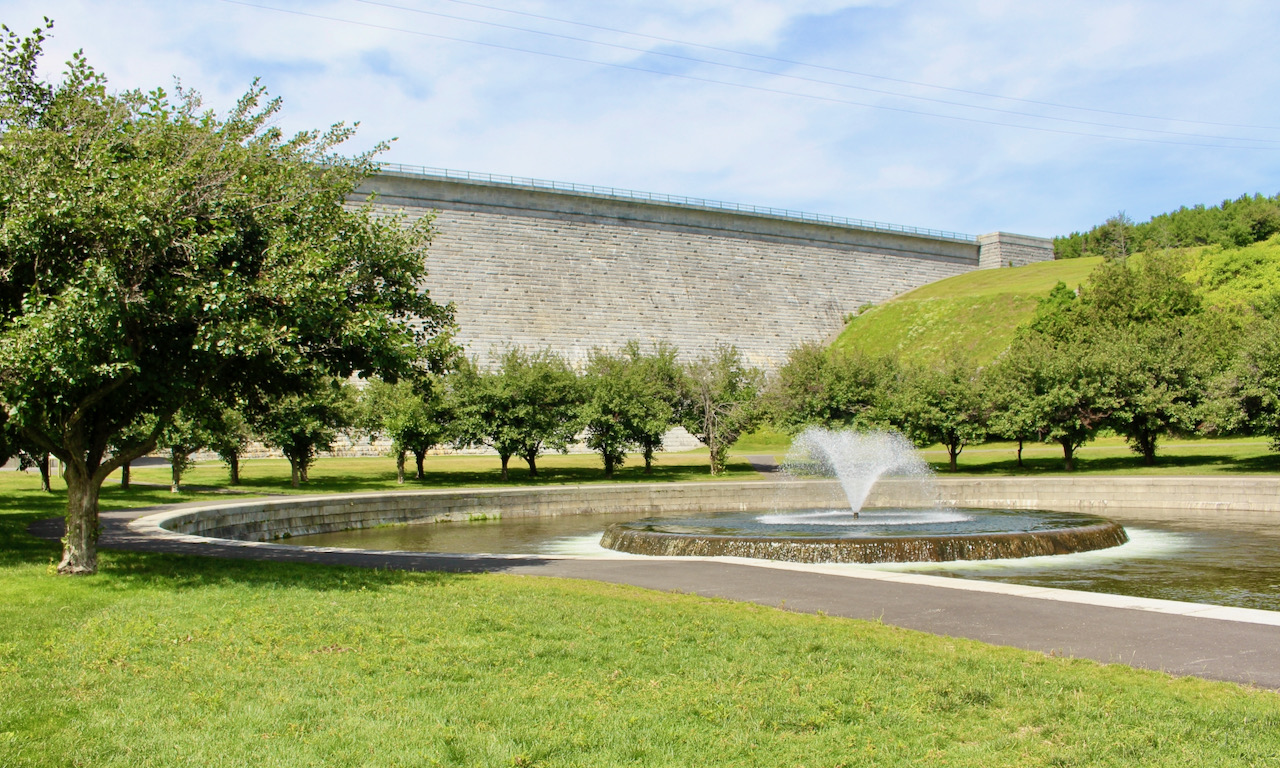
[30, 505, 1280, 692]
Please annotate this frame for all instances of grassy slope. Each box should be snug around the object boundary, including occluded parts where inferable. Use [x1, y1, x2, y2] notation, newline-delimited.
[831, 258, 1101, 365]
[1, 470, 1277, 767]
[832, 236, 1280, 367]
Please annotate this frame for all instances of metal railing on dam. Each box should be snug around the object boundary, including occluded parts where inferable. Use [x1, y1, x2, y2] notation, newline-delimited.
[377, 162, 979, 244]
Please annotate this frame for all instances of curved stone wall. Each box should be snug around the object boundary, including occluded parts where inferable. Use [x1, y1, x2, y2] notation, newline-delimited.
[133, 476, 1280, 548]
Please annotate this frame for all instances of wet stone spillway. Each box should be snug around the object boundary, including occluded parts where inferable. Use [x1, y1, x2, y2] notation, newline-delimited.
[600, 508, 1129, 564]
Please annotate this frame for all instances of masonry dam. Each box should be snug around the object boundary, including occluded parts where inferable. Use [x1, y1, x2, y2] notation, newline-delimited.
[355, 166, 1054, 370]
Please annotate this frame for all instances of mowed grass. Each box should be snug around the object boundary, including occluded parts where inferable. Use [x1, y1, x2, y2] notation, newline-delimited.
[832, 258, 1102, 365]
[1, 466, 1277, 767]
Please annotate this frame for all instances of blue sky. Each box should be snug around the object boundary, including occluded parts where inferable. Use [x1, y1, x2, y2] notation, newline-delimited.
[7, 0, 1280, 237]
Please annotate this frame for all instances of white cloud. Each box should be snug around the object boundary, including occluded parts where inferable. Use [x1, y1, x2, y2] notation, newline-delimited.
[5, 0, 1280, 236]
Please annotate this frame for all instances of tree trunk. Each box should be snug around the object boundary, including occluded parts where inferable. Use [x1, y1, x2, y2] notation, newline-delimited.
[120, 461, 130, 490]
[170, 449, 182, 493]
[1137, 432, 1157, 466]
[1015, 439, 1024, 468]
[396, 449, 406, 485]
[643, 445, 655, 474]
[59, 467, 100, 575]
[525, 452, 538, 477]
[499, 453, 511, 481]
[227, 454, 240, 486]
[289, 458, 300, 488]
[948, 444, 959, 472]
[300, 462, 309, 483]
[414, 449, 426, 480]
[709, 442, 726, 475]
[1059, 438, 1075, 472]
[38, 453, 51, 492]
[603, 452, 615, 478]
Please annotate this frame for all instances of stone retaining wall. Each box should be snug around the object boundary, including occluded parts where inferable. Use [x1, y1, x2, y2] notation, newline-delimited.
[148, 476, 1280, 545]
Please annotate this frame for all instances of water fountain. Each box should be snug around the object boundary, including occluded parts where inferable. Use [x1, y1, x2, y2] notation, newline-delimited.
[600, 427, 1129, 563]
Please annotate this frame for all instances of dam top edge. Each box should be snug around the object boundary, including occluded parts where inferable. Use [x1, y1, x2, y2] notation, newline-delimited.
[374, 162, 982, 245]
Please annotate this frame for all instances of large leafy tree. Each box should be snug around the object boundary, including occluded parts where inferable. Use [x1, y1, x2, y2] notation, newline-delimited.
[0, 25, 454, 573]
[677, 345, 763, 475]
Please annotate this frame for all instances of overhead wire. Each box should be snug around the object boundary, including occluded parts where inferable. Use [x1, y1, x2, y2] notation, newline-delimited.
[218, 0, 1277, 150]
[348, 0, 1280, 145]
[421, 0, 1280, 133]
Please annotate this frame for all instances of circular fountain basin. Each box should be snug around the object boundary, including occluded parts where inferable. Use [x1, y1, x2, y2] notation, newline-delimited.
[601, 507, 1129, 564]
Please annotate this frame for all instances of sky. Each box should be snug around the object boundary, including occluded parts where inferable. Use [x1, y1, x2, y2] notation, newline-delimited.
[5, 0, 1280, 237]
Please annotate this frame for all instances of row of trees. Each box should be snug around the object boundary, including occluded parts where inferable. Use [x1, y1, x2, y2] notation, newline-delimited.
[1055, 193, 1280, 259]
[772, 250, 1280, 470]
[132, 342, 766, 489]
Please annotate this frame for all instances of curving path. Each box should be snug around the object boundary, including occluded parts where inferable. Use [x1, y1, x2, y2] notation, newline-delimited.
[30, 499, 1280, 692]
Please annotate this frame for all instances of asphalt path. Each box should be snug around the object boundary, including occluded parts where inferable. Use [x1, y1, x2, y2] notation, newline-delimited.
[29, 503, 1280, 692]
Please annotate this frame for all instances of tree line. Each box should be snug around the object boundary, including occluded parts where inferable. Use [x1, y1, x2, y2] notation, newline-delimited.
[1054, 193, 1280, 260]
[772, 249, 1280, 470]
[35, 342, 765, 491]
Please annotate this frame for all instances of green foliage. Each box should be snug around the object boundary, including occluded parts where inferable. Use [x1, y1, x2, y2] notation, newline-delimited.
[1218, 315, 1280, 449]
[204, 407, 252, 485]
[889, 357, 986, 471]
[580, 346, 674, 477]
[452, 349, 581, 479]
[358, 377, 451, 483]
[677, 346, 763, 474]
[621, 341, 683, 473]
[771, 342, 895, 432]
[155, 408, 214, 492]
[1055, 193, 1280, 258]
[0, 25, 453, 572]
[253, 379, 354, 487]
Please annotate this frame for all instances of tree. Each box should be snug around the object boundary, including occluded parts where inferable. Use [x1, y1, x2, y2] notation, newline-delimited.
[1081, 252, 1213, 464]
[622, 341, 681, 474]
[255, 379, 354, 488]
[0, 25, 454, 572]
[155, 408, 213, 493]
[453, 349, 581, 480]
[359, 377, 451, 483]
[580, 346, 673, 478]
[891, 358, 985, 472]
[771, 342, 894, 431]
[206, 407, 252, 485]
[677, 346, 763, 475]
[1219, 315, 1280, 448]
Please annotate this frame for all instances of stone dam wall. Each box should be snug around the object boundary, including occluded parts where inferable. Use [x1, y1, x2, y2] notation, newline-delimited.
[354, 169, 1053, 370]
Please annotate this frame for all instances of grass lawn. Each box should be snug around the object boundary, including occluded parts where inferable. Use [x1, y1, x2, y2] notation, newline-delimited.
[3, 457, 1279, 766]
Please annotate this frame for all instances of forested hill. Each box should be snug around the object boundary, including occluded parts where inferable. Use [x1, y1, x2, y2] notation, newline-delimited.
[1054, 193, 1280, 259]
[831, 234, 1280, 367]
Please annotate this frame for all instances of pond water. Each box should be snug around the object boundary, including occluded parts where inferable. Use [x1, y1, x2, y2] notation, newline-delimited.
[288, 510, 1280, 612]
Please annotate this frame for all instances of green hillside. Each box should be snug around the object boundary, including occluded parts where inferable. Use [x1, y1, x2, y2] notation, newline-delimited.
[832, 235, 1280, 366]
[831, 258, 1101, 364]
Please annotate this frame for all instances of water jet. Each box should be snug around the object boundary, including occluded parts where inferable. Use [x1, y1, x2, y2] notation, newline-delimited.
[601, 428, 1129, 563]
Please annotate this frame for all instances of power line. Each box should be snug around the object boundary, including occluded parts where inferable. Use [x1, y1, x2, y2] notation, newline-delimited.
[421, 0, 1280, 133]
[218, 0, 1277, 150]
[348, 0, 1280, 145]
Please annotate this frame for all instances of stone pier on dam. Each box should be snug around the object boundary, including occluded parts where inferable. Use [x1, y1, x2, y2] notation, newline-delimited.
[354, 165, 1053, 370]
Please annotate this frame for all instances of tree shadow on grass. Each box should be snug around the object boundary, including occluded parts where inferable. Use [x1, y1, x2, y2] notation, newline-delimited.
[95, 549, 473, 593]
[937, 450, 1280, 476]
